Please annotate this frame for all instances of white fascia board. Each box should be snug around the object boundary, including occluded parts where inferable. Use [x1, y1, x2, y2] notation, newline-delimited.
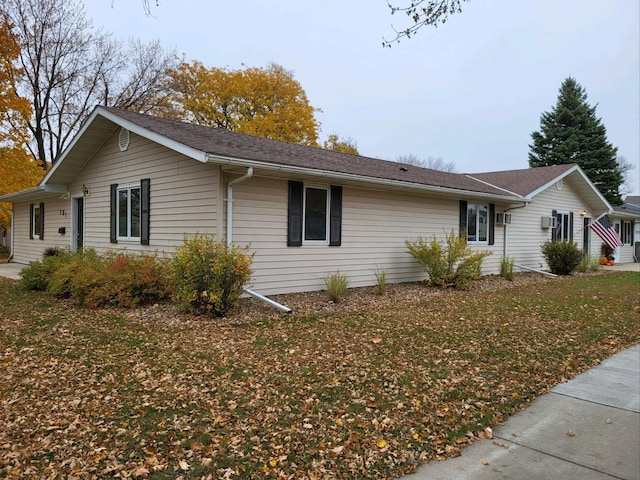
[528, 165, 612, 211]
[40, 108, 105, 185]
[0, 186, 65, 202]
[207, 154, 525, 203]
[97, 107, 208, 163]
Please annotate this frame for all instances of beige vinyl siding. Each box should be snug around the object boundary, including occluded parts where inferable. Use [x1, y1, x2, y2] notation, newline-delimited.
[68, 131, 220, 255]
[505, 179, 592, 271]
[11, 197, 71, 263]
[231, 177, 502, 295]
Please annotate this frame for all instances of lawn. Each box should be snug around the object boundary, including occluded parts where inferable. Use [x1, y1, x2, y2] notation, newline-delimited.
[1, 272, 638, 479]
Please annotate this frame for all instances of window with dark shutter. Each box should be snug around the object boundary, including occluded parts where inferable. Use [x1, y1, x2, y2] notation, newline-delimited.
[110, 184, 118, 243]
[141, 178, 150, 245]
[551, 209, 558, 242]
[459, 200, 467, 238]
[288, 181, 303, 246]
[329, 186, 342, 246]
[39, 202, 44, 240]
[488, 203, 495, 245]
[29, 204, 34, 240]
[288, 181, 343, 247]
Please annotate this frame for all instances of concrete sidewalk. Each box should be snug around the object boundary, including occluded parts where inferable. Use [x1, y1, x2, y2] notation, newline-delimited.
[404, 344, 640, 480]
[0, 262, 26, 280]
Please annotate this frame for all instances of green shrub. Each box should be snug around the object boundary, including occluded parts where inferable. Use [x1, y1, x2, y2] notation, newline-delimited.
[172, 234, 253, 316]
[373, 265, 388, 295]
[84, 252, 173, 308]
[324, 270, 349, 302]
[0, 245, 9, 255]
[500, 256, 515, 281]
[405, 230, 491, 289]
[541, 240, 583, 275]
[20, 250, 73, 291]
[49, 249, 105, 302]
[43, 246, 64, 257]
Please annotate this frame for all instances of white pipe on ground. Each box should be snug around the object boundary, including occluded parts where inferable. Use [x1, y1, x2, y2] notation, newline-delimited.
[514, 264, 557, 277]
[244, 288, 292, 313]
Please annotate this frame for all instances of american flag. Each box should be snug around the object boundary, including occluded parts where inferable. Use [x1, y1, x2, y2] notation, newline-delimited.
[588, 214, 623, 250]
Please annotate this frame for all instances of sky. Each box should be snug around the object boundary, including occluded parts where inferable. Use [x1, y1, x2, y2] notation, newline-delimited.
[85, 0, 640, 196]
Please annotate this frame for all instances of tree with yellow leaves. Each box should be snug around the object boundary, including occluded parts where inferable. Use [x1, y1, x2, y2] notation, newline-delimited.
[323, 134, 359, 155]
[167, 62, 321, 146]
[0, 20, 31, 148]
[0, 21, 43, 231]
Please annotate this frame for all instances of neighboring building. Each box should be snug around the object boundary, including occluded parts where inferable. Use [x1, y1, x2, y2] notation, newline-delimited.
[622, 195, 640, 212]
[0, 106, 632, 296]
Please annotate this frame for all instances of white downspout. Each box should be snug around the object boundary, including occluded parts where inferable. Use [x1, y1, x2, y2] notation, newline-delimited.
[226, 167, 253, 246]
[225, 168, 292, 314]
[0, 205, 14, 260]
[503, 202, 529, 258]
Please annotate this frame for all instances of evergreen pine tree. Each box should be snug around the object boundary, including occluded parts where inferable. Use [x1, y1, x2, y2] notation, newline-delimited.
[529, 77, 622, 205]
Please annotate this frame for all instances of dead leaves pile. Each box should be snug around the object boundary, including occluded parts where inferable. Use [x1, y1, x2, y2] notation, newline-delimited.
[0, 272, 638, 479]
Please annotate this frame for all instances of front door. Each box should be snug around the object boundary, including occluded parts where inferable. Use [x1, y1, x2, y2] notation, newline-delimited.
[72, 197, 84, 251]
[583, 217, 591, 255]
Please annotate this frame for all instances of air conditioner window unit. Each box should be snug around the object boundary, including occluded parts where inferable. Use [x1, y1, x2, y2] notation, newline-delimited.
[541, 216, 557, 228]
[496, 213, 513, 225]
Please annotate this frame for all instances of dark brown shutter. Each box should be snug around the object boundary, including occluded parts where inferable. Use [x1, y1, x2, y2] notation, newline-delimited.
[39, 202, 44, 240]
[488, 203, 495, 245]
[569, 212, 574, 242]
[110, 183, 118, 244]
[329, 186, 342, 246]
[141, 178, 150, 245]
[631, 221, 635, 245]
[459, 200, 468, 238]
[287, 181, 303, 246]
[29, 204, 34, 239]
[551, 209, 557, 242]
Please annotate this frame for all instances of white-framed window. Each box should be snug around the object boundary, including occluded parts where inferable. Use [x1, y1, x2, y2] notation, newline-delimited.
[303, 185, 329, 244]
[287, 181, 342, 247]
[117, 185, 141, 240]
[555, 212, 572, 242]
[33, 204, 42, 238]
[29, 202, 44, 240]
[467, 203, 488, 243]
[621, 221, 633, 245]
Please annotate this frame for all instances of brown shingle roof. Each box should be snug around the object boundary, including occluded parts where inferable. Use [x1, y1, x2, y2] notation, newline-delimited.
[466, 164, 577, 197]
[102, 107, 518, 198]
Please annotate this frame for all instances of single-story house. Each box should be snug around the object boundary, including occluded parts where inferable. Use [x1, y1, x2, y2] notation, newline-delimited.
[0, 106, 636, 296]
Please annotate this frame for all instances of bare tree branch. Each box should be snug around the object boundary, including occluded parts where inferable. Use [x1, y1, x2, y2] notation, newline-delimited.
[383, 0, 468, 47]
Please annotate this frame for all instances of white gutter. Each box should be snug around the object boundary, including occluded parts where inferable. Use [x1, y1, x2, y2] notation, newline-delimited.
[224, 167, 292, 314]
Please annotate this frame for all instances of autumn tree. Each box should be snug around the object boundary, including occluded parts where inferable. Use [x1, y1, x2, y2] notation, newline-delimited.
[323, 134, 359, 155]
[397, 154, 457, 172]
[0, 147, 43, 230]
[529, 77, 622, 205]
[383, 0, 468, 46]
[166, 61, 320, 146]
[1, 0, 176, 168]
[0, 20, 30, 148]
[0, 21, 42, 231]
